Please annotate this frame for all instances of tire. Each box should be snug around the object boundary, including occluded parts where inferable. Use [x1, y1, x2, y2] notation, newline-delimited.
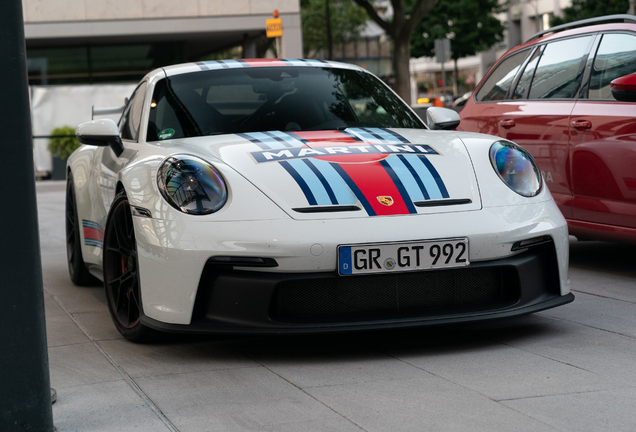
[66, 172, 100, 286]
[103, 190, 162, 343]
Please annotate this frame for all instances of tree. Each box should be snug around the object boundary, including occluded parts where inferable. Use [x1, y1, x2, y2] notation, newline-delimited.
[551, 0, 630, 26]
[302, 0, 368, 59]
[353, 0, 438, 104]
[411, 0, 505, 94]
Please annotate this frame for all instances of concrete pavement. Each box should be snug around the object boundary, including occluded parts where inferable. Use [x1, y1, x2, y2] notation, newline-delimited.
[36, 180, 636, 432]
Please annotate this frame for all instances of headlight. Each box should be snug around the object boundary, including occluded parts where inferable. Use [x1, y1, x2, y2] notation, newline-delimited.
[157, 155, 228, 215]
[489, 141, 542, 197]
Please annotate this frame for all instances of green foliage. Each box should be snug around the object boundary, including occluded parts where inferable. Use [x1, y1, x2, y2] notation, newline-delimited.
[411, 0, 505, 60]
[48, 126, 80, 160]
[198, 46, 243, 61]
[551, 0, 630, 26]
[302, 0, 368, 57]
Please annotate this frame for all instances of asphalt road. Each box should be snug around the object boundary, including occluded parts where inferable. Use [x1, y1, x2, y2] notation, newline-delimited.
[36, 180, 636, 432]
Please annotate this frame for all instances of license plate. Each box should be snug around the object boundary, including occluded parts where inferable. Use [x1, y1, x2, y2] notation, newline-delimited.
[338, 238, 469, 275]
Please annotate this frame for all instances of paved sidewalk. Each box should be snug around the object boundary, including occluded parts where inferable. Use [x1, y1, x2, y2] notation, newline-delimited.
[37, 180, 636, 432]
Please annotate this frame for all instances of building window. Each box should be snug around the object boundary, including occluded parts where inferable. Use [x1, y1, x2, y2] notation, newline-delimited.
[27, 43, 184, 85]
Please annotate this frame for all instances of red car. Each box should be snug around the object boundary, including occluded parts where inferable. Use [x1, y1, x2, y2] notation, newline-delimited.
[459, 15, 636, 244]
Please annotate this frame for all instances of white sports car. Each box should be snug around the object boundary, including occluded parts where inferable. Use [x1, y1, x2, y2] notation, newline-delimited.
[66, 59, 573, 342]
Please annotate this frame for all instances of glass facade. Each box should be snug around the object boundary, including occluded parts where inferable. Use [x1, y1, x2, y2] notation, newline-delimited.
[27, 43, 184, 85]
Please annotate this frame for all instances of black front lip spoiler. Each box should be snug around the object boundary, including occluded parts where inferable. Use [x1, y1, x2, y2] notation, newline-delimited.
[140, 292, 574, 335]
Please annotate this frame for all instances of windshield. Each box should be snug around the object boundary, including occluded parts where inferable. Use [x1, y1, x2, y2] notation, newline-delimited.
[147, 67, 424, 141]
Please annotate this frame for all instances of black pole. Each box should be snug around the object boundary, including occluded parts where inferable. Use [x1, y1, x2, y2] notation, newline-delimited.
[0, 1, 55, 431]
[325, 0, 333, 60]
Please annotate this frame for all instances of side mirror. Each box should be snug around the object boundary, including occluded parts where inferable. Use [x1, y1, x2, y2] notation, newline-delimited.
[610, 74, 636, 102]
[76, 119, 125, 157]
[425, 107, 461, 130]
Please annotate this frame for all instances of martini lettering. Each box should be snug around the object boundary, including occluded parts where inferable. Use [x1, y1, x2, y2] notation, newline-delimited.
[251, 144, 439, 163]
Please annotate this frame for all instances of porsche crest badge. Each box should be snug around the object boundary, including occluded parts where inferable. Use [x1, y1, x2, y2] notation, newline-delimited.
[377, 196, 394, 206]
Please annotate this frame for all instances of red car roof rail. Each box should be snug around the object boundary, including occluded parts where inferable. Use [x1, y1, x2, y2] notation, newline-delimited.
[526, 14, 636, 42]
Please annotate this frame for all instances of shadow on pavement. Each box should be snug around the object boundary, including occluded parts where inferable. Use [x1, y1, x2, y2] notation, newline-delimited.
[569, 239, 636, 277]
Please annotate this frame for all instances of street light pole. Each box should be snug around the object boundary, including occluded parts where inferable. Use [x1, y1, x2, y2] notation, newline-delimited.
[0, 1, 55, 431]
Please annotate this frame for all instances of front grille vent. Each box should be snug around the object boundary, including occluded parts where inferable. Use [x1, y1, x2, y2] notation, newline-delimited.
[270, 266, 518, 323]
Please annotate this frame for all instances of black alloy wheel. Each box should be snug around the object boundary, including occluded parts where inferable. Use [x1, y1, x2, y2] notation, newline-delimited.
[103, 191, 161, 342]
[66, 172, 99, 286]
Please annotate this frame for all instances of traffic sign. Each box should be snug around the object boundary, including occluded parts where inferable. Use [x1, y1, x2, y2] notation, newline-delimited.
[266, 18, 282, 38]
[434, 38, 450, 64]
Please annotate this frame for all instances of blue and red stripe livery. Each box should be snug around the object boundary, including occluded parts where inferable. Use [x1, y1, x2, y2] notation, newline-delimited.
[242, 129, 449, 217]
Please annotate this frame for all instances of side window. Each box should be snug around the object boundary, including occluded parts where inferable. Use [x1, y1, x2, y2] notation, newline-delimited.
[120, 82, 147, 141]
[147, 79, 193, 141]
[511, 46, 543, 99]
[588, 33, 636, 100]
[527, 36, 593, 99]
[475, 50, 529, 102]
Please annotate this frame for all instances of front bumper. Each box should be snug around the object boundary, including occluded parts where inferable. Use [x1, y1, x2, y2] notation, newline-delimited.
[140, 241, 573, 334]
[133, 200, 570, 326]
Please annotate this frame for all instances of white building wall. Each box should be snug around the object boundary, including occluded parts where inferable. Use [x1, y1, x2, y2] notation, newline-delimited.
[30, 84, 136, 173]
[22, 0, 300, 21]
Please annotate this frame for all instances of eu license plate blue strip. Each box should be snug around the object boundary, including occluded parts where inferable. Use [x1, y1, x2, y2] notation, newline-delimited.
[339, 246, 353, 275]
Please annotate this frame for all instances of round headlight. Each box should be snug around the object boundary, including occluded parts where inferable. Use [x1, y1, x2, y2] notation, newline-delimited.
[157, 155, 228, 215]
[489, 141, 542, 197]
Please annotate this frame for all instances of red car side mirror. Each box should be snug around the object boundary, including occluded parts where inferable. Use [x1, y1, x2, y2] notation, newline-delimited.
[610, 74, 636, 102]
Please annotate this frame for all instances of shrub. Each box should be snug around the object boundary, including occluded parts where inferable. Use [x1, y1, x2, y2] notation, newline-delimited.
[48, 126, 80, 160]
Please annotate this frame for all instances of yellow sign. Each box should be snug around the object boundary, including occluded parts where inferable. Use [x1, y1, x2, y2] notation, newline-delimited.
[266, 18, 282, 38]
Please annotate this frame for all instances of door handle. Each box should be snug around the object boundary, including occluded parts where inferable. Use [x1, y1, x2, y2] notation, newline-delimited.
[571, 119, 592, 131]
[499, 119, 515, 128]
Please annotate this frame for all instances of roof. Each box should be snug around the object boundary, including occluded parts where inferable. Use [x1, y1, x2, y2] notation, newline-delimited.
[159, 59, 365, 78]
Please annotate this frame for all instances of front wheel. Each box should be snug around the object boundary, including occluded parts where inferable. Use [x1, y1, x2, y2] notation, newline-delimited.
[103, 191, 161, 343]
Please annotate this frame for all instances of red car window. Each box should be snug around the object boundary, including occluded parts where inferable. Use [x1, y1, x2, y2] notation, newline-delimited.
[589, 33, 636, 99]
[511, 47, 543, 100]
[475, 49, 529, 102]
[527, 36, 594, 99]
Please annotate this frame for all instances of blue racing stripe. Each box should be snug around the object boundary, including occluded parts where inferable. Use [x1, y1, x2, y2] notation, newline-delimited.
[347, 128, 383, 142]
[239, 132, 333, 205]
[419, 155, 450, 198]
[307, 159, 358, 205]
[303, 159, 338, 205]
[380, 160, 417, 214]
[401, 154, 446, 199]
[340, 129, 363, 141]
[397, 155, 430, 200]
[84, 239, 103, 248]
[279, 161, 317, 205]
[286, 159, 332, 205]
[260, 131, 296, 148]
[284, 59, 328, 67]
[380, 128, 410, 143]
[236, 133, 269, 150]
[330, 163, 376, 216]
[240, 132, 292, 148]
[82, 219, 102, 230]
[361, 127, 391, 142]
[199, 61, 226, 70]
[385, 155, 426, 202]
[219, 59, 249, 68]
[266, 131, 307, 147]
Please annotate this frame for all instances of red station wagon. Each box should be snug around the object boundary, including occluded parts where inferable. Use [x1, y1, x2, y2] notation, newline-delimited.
[459, 15, 636, 244]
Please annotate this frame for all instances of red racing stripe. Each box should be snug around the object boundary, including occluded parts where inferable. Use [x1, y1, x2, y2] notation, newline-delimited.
[83, 227, 104, 241]
[338, 161, 411, 216]
[294, 130, 411, 215]
[293, 130, 358, 143]
[243, 59, 288, 67]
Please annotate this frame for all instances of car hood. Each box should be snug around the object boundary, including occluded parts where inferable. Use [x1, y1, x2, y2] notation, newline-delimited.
[200, 128, 482, 220]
